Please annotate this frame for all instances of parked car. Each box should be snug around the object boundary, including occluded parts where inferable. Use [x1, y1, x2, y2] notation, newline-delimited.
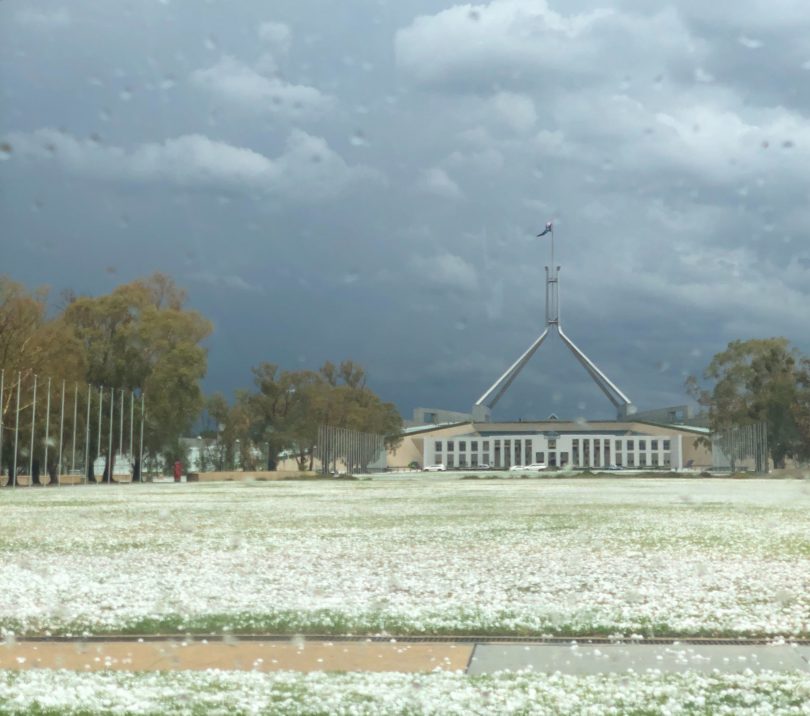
[476, 463, 491, 470]
[509, 463, 547, 471]
[423, 464, 447, 472]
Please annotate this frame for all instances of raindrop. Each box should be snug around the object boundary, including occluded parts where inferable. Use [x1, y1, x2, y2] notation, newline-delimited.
[119, 88, 133, 102]
[454, 318, 468, 331]
[782, 140, 794, 149]
[761, 140, 769, 149]
[204, 35, 218, 51]
[350, 130, 369, 147]
[468, 9, 480, 21]
[738, 36, 763, 49]
[0, 142, 11, 161]
[694, 68, 714, 83]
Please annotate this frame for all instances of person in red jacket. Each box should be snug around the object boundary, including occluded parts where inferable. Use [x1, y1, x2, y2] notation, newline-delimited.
[173, 460, 182, 482]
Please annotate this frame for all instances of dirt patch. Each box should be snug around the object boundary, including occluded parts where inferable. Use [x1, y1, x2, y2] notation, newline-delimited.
[0, 640, 472, 673]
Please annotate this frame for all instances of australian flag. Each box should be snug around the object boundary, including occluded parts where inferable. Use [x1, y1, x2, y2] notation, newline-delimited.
[537, 221, 553, 237]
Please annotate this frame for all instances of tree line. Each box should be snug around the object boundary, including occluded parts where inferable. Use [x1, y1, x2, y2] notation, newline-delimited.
[0, 273, 401, 479]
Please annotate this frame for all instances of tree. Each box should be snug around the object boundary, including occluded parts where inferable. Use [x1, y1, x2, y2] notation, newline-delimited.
[687, 338, 810, 468]
[63, 274, 212, 471]
[0, 277, 85, 481]
[217, 359, 404, 472]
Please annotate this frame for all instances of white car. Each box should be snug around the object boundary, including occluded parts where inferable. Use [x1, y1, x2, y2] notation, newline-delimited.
[423, 464, 447, 472]
[509, 463, 547, 471]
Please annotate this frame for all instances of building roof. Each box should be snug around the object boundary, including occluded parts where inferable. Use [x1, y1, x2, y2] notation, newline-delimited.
[400, 421, 470, 436]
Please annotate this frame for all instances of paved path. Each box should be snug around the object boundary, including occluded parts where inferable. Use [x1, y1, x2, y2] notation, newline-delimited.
[467, 643, 810, 675]
[2, 639, 808, 674]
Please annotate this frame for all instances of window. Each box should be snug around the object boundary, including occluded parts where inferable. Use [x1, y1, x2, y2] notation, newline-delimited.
[651, 440, 658, 451]
[447, 441, 454, 451]
[615, 440, 621, 452]
[663, 440, 670, 451]
[639, 440, 647, 451]
[548, 438, 557, 449]
[471, 455, 478, 466]
[447, 455, 454, 467]
[627, 440, 634, 451]
[459, 441, 466, 451]
[664, 453, 671, 467]
[560, 451, 569, 466]
[435, 441, 442, 452]
[459, 455, 467, 467]
[482, 453, 490, 465]
[639, 453, 647, 467]
[651, 453, 659, 467]
[627, 453, 635, 467]
[536, 451, 545, 463]
[471, 441, 478, 451]
[524, 440, 532, 464]
[482, 441, 489, 451]
[572, 439, 580, 466]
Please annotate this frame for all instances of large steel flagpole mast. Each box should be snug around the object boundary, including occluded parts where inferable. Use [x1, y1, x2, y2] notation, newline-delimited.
[473, 220, 634, 420]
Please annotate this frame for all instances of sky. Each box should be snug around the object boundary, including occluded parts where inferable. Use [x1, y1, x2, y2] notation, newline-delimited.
[2, 0, 810, 422]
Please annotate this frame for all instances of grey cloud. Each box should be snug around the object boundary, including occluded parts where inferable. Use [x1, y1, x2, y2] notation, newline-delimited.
[15, 7, 71, 27]
[412, 252, 479, 292]
[395, 1, 700, 92]
[5, 128, 378, 201]
[190, 56, 332, 118]
[418, 166, 465, 200]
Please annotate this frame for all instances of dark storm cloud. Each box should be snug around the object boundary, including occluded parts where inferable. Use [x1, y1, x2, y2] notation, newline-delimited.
[2, 0, 810, 421]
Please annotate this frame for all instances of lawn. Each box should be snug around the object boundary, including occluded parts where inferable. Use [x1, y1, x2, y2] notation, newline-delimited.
[0, 475, 808, 638]
[1, 668, 809, 715]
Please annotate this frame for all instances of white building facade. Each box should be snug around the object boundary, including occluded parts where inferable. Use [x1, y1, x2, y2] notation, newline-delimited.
[424, 431, 683, 470]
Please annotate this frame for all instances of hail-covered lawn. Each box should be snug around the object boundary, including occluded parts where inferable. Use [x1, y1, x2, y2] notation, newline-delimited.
[0, 475, 808, 638]
[1, 669, 809, 715]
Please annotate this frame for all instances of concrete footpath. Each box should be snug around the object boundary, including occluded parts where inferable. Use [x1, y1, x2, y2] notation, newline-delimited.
[1, 639, 808, 675]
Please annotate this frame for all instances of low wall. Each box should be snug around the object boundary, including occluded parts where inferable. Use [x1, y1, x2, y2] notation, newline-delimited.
[0, 474, 131, 486]
[187, 470, 318, 482]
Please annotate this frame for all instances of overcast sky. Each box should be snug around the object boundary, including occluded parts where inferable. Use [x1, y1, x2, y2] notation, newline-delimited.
[2, 0, 810, 421]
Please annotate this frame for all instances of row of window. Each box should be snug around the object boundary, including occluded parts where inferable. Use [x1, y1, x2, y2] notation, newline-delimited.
[433, 436, 674, 469]
[437, 451, 672, 468]
[437, 438, 671, 452]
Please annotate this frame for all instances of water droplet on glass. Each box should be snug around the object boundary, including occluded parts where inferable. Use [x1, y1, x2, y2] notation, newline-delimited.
[0, 142, 11, 161]
[350, 130, 369, 147]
